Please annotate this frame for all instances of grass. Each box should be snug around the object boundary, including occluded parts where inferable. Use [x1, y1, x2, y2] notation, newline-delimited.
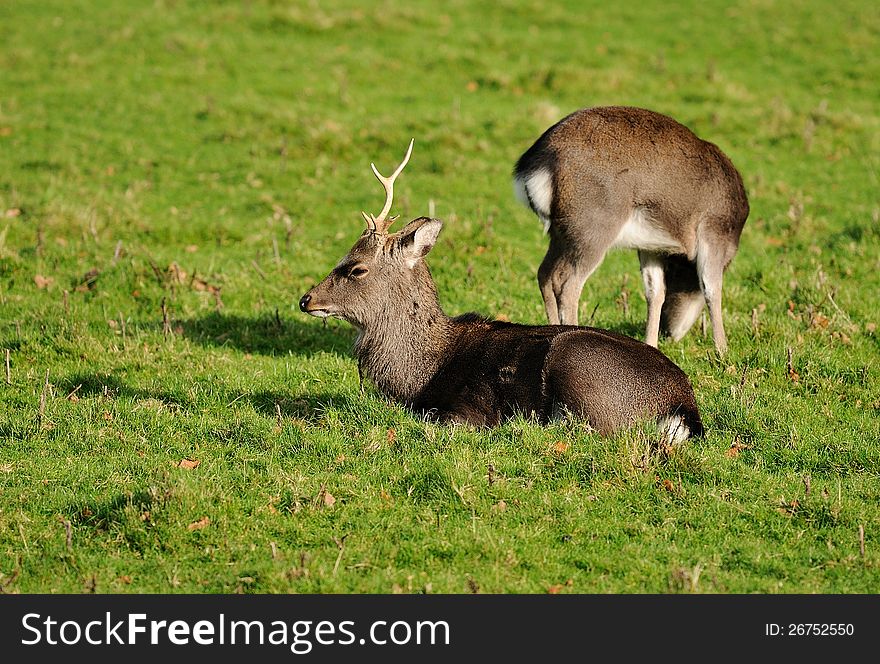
[0, 0, 878, 594]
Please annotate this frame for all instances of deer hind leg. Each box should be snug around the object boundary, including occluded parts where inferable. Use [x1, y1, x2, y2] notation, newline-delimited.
[696, 222, 738, 355]
[538, 234, 604, 326]
[537, 251, 562, 325]
[538, 250, 585, 326]
[539, 199, 628, 326]
[638, 251, 666, 347]
[556, 264, 594, 326]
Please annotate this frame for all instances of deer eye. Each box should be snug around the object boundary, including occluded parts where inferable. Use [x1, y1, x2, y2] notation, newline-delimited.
[348, 266, 369, 278]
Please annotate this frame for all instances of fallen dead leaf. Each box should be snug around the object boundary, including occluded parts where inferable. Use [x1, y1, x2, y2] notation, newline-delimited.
[167, 263, 187, 283]
[810, 312, 830, 329]
[191, 276, 220, 294]
[777, 499, 799, 516]
[177, 458, 200, 470]
[551, 440, 570, 455]
[117, 575, 132, 584]
[661, 479, 676, 492]
[319, 488, 336, 508]
[34, 274, 54, 289]
[187, 516, 210, 531]
[386, 428, 396, 445]
[726, 441, 752, 458]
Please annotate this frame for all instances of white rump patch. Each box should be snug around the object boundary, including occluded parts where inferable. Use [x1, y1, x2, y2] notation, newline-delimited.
[661, 415, 690, 445]
[514, 168, 553, 234]
[613, 207, 683, 253]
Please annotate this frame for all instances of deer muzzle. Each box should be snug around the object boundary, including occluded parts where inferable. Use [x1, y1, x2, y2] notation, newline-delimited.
[299, 290, 333, 318]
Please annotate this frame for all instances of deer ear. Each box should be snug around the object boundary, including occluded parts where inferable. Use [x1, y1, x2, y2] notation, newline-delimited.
[398, 217, 443, 268]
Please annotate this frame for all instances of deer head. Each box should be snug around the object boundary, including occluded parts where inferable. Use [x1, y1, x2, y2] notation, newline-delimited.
[299, 140, 444, 331]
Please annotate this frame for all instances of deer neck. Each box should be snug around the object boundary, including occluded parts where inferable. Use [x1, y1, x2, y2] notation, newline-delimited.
[354, 278, 453, 404]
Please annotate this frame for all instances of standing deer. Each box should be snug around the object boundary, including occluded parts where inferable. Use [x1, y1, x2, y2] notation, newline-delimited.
[299, 140, 704, 442]
[513, 106, 749, 354]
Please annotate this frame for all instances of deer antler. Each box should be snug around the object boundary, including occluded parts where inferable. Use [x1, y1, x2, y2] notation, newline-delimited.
[361, 138, 414, 234]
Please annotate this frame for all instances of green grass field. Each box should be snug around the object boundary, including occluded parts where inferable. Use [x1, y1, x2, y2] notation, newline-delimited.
[1, 0, 878, 594]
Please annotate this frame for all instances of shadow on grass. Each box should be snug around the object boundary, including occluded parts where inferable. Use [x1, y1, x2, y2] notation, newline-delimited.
[55, 372, 356, 424]
[65, 488, 171, 555]
[243, 390, 364, 423]
[0, 422, 29, 440]
[55, 373, 189, 408]
[178, 311, 353, 356]
[0, 339, 23, 352]
[68, 489, 160, 529]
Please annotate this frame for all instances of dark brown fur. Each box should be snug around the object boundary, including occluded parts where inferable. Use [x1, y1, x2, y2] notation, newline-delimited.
[301, 217, 703, 438]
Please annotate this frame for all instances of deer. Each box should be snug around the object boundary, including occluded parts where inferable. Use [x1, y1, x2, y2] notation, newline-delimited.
[299, 140, 704, 442]
[513, 106, 749, 355]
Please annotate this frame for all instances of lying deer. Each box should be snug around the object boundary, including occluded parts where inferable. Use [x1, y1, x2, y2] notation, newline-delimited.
[300, 140, 703, 441]
[513, 106, 749, 354]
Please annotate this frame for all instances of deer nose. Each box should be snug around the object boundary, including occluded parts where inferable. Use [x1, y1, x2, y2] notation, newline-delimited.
[299, 293, 312, 312]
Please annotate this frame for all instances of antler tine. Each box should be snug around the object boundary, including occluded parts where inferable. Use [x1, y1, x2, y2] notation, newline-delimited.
[369, 138, 414, 232]
[361, 210, 376, 232]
